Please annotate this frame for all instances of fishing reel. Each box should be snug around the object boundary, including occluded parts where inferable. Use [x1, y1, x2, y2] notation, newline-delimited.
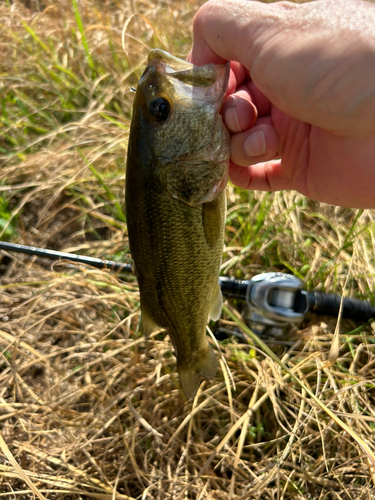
[219, 273, 306, 336]
[242, 273, 305, 336]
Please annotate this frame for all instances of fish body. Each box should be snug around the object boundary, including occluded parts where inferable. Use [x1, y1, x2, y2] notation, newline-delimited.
[125, 50, 230, 397]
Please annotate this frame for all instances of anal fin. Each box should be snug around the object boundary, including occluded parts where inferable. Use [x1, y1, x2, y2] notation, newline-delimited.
[140, 306, 157, 337]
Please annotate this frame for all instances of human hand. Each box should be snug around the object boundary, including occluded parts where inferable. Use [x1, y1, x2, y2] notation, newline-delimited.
[189, 0, 375, 208]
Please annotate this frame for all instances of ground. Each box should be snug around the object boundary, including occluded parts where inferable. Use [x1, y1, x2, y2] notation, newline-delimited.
[0, 0, 375, 499]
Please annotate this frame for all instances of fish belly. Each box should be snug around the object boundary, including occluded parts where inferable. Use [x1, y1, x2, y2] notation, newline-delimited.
[126, 177, 225, 396]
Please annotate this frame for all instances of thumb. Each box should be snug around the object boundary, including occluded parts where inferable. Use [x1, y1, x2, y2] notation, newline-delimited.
[190, 0, 296, 68]
[190, 0, 300, 116]
[190, 0, 375, 136]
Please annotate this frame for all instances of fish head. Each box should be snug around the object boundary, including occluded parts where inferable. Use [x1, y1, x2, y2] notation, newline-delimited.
[131, 49, 230, 206]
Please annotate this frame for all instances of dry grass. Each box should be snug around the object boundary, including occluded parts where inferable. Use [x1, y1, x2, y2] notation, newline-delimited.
[0, 0, 375, 498]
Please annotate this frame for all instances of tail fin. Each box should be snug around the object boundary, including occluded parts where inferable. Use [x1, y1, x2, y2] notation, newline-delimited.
[177, 345, 218, 399]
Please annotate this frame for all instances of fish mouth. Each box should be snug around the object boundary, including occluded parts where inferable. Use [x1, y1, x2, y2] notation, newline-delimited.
[144, 49, 230, 110]
[147, 49, 196, 75]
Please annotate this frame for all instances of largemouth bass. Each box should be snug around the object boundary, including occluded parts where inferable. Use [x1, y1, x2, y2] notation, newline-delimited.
[125, 49, 230, 398]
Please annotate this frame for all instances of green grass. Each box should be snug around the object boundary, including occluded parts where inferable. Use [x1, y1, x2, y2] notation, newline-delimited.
[0, 191, 18, 238]
[0, 0, 375, 499]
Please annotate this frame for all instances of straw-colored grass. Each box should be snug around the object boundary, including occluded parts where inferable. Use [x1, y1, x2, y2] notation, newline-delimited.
[1, 0, 375, 498]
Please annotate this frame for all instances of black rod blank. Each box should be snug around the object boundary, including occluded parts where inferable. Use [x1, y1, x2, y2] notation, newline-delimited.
[0, 241, 132, 273]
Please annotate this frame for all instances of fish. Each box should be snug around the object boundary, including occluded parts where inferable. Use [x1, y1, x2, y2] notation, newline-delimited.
[125, 49, 230, 398]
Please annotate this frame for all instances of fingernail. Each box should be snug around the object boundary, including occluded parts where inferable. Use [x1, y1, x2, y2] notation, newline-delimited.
[225, 106, 242, 132]
[244, 129, 266, 157]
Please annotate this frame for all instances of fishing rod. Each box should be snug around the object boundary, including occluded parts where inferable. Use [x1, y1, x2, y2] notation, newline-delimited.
[1, 241, 375, 335]
[0, 241, 132, 273]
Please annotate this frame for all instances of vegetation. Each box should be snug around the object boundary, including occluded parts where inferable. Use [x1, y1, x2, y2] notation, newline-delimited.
[0, 0, 375, 498]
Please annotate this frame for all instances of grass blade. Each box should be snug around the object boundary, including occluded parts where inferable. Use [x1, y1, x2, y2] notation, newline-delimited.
[223, 304, 375, 470]
[71, 0, 95, 73]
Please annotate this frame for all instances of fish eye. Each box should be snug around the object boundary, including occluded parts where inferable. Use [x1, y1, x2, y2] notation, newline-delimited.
[150, 97, 170, 121]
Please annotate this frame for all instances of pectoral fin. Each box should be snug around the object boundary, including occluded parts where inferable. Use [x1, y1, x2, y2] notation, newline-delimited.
[209, 283, 223, 321]
[202, 197, 223, 248]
